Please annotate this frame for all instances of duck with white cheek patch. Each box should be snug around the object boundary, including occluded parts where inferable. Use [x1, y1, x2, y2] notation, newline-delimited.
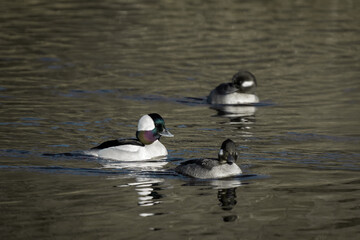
[207, 71, 259, 105]
[175, 139, 242, 179]
[84, 113, 173, 161]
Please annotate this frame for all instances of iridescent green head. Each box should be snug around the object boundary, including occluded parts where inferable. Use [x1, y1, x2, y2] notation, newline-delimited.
[136, 113, 173, 145]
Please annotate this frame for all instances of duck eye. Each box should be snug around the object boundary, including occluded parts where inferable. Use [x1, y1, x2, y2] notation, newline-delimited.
[155, 122, 163, 132]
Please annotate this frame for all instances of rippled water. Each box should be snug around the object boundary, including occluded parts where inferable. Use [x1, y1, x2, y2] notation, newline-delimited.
[1, 0, 359, 239]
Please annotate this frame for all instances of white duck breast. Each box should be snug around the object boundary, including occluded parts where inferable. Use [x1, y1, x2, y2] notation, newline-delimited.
[208, 91, 259, 105]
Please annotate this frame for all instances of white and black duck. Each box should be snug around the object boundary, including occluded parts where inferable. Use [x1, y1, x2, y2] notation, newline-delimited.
[84, 113, 173, 161]
[207, 71, 259, 105]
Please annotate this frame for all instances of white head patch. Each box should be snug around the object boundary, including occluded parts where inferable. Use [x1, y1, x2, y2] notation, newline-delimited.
[219, 149, 224, 156]
[242, 81, 254, 88]
[137, 114, 155, 131]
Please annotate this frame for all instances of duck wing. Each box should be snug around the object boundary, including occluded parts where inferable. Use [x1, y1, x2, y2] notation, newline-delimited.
[91, 138, 144, 150]
[214, 83, 238, 95]
[179, 158, 217, 170]
[179, 159, 201, 166]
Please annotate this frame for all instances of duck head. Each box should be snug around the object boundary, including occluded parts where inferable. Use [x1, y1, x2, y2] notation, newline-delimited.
[232, 71, 257, 92]
[218, 139, 238, 165]
[136, 113, 173, 145]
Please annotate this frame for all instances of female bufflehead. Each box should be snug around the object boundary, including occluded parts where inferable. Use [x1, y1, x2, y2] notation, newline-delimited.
[85, 113, 173, 161]
[207, 71, 259, 105]
[175, 139, 242, 179]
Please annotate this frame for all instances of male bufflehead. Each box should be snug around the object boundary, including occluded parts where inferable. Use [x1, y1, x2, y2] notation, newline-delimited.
[207, 71, 259, 105]
[175, 139, 242, 179]
[85, 113, 173, 161]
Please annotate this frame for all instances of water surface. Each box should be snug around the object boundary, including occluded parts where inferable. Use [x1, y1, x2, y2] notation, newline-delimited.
[1, 0, 359, 239]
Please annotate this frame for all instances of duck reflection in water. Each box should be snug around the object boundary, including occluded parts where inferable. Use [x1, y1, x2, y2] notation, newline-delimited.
[181, 178, 241, 223]
[213, 105, 257, 132]
[134, 177, 164, 207]
[116, 177, 164, 208]
[218, 188, 238, 222]
[210, 179, 241, 223]
[101, 159, 168, 171]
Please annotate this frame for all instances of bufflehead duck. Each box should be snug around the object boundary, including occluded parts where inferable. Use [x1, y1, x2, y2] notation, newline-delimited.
[85, 113, 173, 161]
[207, 71, 259, 105]
[175, 139, 242, 179]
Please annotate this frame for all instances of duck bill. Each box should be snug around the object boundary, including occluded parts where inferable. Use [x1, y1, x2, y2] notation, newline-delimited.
[227, 155, 235, 165]
[159, 128, 174, 137]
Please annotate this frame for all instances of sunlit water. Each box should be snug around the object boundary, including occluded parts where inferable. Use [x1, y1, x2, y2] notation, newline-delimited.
[1, 0, 359, 239]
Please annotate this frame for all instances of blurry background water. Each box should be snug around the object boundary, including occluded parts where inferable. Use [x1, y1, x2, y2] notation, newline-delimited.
[1, 0, 359, 239]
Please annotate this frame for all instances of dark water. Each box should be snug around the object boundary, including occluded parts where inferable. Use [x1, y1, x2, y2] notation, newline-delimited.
[1, 0, 360, 239]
